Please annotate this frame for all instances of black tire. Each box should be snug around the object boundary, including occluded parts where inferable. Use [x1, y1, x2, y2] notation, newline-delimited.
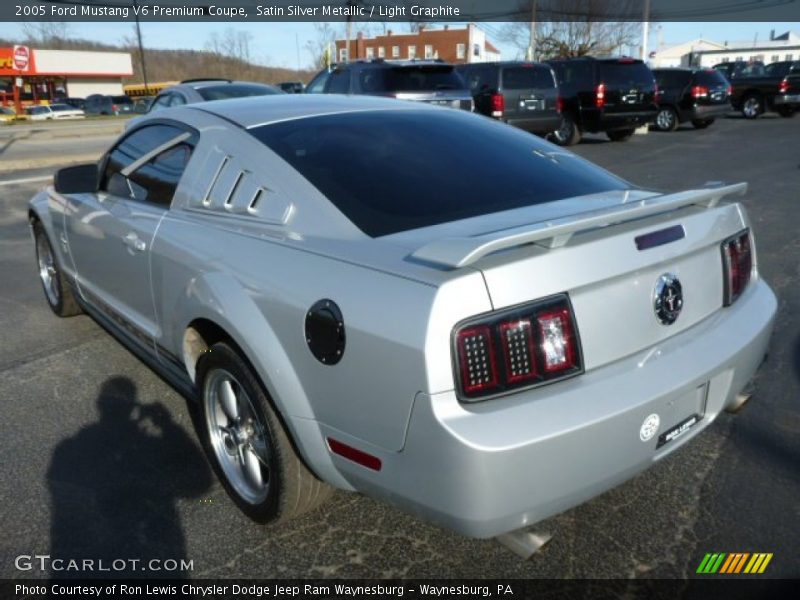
[741, 94, 763, 119]
[654, 107, 678, 132]
[607, 128, 635, 142]
[196, 342, 333, 523]
[32, 220, 82, 317]
[691, 118, 715, 129]
[551, 114, 581, 146]
[777, 106, 796, 118]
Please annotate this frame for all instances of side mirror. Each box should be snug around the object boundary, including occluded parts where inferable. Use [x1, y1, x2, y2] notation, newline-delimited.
[54, 163, 99, 194]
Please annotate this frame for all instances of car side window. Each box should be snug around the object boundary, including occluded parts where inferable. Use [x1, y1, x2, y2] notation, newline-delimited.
[149, 95, 172, 112]
[169, 93, 187, 107]
[327, 69, 351, 94]
[306, 71, 331, 93]
[101, 124, 195, 207]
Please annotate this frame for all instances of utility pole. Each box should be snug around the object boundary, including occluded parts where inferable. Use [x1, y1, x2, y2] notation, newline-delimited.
[133, 0, 150, 94]
[345, 0, 353, 63]
[527, 0, 537, 61]
[641, 0, 651, 62]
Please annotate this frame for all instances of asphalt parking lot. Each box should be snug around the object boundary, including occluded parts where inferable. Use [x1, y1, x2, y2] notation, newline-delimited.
[1, 115, 798, 580]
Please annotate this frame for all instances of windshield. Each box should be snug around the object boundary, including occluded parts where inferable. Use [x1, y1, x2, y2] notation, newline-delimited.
[250, 109, 628, 237]
[197, 83, 281, 100]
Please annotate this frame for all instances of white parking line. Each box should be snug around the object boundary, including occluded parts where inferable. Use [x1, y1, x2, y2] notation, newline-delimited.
[0, 175, 52, 187]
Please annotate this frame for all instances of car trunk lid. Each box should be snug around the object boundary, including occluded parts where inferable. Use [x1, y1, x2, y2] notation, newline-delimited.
[408, 184, 749, 371]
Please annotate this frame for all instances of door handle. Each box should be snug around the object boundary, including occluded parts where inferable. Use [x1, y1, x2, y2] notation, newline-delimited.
[123, 232, 146, 253]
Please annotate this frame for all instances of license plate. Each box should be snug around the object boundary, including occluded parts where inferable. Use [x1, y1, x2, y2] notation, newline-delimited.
[657, 414, 702, 448]
[523, 99, 544, 111]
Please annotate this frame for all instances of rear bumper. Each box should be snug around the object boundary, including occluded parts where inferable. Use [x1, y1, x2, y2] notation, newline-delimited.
[504, 114, 562, 134]
[584, 109, 657, 132]
[773, 94, 800, 106]
[331, 279, 776, 538]
[686, 103, 731, 121]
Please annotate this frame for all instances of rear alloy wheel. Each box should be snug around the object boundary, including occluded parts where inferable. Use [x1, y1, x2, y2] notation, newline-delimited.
[551, 114, 581, 146]
[197, 342, 332, 523]
[607, 128, 635, 142]
[691, 118, 715, 129]
[777, 106, 796, 118]
[654, 107, 678, 132]
[741, 94, 763, 119]
[33, 221, 82, 317]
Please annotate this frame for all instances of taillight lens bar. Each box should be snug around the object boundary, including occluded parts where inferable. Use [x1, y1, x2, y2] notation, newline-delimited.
[453, 295, 582, 401]
[721, 229, 752, 306]
[779, 78, 789, 93]
[692, 85, 709, 98]
[595, 83, 606, 108]
[490, 92, 504, 117]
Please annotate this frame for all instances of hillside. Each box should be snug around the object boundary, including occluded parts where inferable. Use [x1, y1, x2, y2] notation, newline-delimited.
[0, 37, 316, 84]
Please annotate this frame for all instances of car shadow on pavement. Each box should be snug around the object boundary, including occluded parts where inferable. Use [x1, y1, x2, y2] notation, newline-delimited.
[46, 376, 213, 579]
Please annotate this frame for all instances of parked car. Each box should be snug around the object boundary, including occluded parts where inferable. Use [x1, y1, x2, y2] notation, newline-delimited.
[713, 60, 800, 118]
[651, 67, 732, 131]
[84, 94, 135, 116]
[0, 106, 18, 122]
[29, 95, 776, 541]
[456, 61, 561, 135]
[148, 79, 283, 112]
[133, 96, 155, 114]
[25, 104, 86, 120]
[546, 56, 659, 145]
[306, 60, 473, 111]
[278, 81, 305, 93]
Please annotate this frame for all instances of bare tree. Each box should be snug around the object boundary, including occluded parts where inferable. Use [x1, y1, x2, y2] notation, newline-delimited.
[20, 22, 72, 48]
[205, 28, 254, 64]
[305, 22, 338, 69]
[500, 0, 640, 59]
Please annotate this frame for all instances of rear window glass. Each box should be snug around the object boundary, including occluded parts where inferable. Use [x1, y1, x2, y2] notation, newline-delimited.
[502, 66, 555, 90]
[653, 70, 690, 89]
[600, 62, 655, 87]
[112, 95, 133, 104]
[693, 70, 729, 86]
[250, 110, 627, 237]
[361, 66, 465, 92]
[197, 84, 279, 101]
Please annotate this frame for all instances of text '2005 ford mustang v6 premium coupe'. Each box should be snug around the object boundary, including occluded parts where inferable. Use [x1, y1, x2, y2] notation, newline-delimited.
[29, 95, 776, 551]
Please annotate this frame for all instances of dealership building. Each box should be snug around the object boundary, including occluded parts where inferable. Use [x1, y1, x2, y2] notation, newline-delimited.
[0, 46, 133, 110]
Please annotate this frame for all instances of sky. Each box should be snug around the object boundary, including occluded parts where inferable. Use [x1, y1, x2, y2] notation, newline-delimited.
[0, 21, 798, 71]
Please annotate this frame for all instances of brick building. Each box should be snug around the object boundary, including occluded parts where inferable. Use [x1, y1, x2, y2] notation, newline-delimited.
[335, 24, 501, 64]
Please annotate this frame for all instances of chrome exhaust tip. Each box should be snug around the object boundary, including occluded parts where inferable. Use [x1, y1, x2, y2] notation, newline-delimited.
[495, 529, 552, 560]
[726, 392, 752, 414]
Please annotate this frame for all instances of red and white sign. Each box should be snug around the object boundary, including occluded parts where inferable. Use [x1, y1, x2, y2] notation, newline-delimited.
[13, 45, 30, 71]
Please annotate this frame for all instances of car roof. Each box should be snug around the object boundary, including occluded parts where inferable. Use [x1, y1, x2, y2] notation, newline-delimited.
[334, 59, 452, 69]
[458, 61, 550, 68]
[181, 93, 439, 129]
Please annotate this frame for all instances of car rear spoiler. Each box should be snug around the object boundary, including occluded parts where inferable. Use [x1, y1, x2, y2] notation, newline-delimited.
[411, 183, 747, 269]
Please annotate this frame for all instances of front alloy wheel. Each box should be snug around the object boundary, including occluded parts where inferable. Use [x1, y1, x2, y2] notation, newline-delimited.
[742, 95, 763, 119]
[654, 107, 678, 132]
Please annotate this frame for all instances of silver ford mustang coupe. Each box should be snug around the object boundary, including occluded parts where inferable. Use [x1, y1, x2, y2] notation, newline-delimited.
[29, 95, 776, 544]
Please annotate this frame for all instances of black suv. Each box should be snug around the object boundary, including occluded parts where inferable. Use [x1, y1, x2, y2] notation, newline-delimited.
[455, 61, 561, 135]
[650, 68, 732, 131]
[546, 57, 658, 145]
[84, 94, 135, 116]
[305, 60, 473, 111]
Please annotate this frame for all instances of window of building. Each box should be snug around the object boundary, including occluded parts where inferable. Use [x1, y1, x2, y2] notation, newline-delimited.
[424, 45, 434, 59]
[735, 56, 742, 61]
[456, 43, 466, 59]
[378, 46, 385, 58]
[787, 54, 794, 61]
[339, 48, 348, 62]
[408, 45, 416, 59]
[473, 43, 481, 57]
[392, 46, 400, 58]
[771, 54, 780, 63]
[366, 47, 375, 59]
[721, 57, 730, 63]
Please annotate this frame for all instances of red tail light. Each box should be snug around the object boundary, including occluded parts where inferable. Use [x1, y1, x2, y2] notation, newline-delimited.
[595, 83, 605, 108]
[691, 85, 709, 98]
[556, 96, 564, 113]
[653, 82, 659, 106]
[490, 92, 504, 118]
[453, 295, 582, 401]
[112, 104, 118, 112]
[726, 85, 733, 96]
[721, 230, 752, 306]
[779, 78, 789, 93]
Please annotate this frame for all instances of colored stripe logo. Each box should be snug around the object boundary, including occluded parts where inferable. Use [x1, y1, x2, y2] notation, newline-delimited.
[696, 552, 773, 574]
